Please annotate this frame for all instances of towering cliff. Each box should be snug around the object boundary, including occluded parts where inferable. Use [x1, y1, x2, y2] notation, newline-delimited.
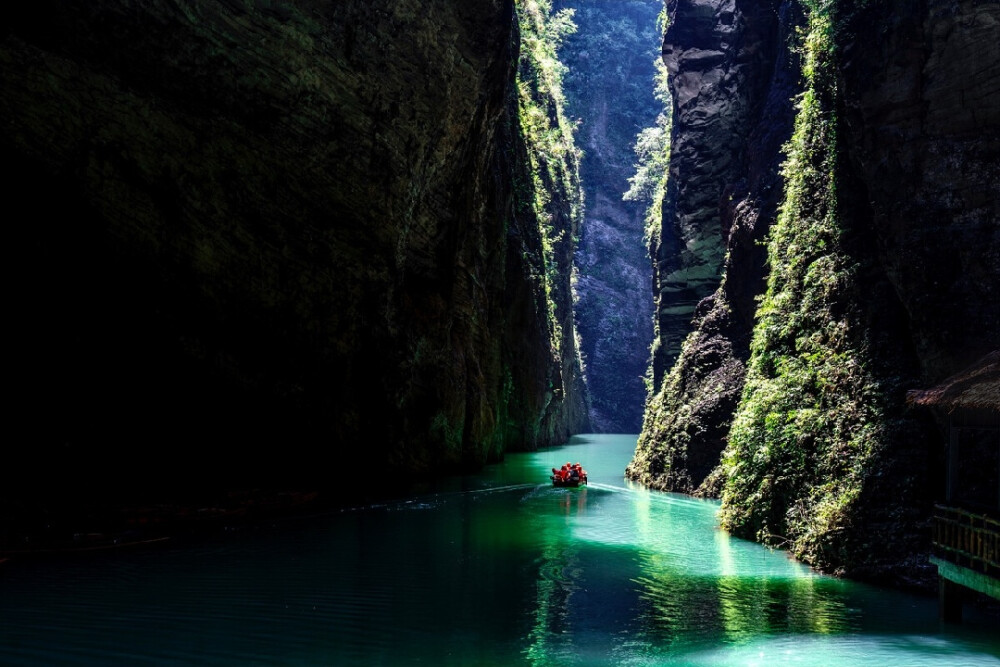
[2, 0, 587, 508]
[629, 0, 799, 493]
[631, 0, 999, 582]
[513, 0, 592, 448]
[555, 0, 661, 433]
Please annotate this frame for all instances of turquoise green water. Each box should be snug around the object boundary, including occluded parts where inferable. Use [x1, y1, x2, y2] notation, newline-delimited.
[0, 434, 997, 665]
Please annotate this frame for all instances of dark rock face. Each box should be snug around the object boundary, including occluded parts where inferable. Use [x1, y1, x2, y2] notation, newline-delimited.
[839, 0, 1000, 379]
[2, 0, 587, 503]
[649, 0, 786, 385]
[557, 0, 661, 433]
[629, 0, 797, 493]
[814, 0, 998, 579]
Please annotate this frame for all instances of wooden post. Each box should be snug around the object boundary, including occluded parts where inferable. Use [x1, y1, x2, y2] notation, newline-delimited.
[947, 421, 959, 503]
[939, 578, 963, 623]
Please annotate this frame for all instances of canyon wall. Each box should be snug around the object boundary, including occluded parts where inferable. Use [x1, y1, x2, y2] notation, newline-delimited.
[556, 0, 660, 433]
[629, 0, 797, 492]
[2, 0, 587, 505]
[631, 0, 999, 583]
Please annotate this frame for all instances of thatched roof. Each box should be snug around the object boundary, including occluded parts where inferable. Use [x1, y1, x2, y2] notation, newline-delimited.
[907, 351, 1000, 412]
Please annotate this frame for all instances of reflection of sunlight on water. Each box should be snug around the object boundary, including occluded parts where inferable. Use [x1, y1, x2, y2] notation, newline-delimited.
[591, 473, 866, 654]
[680, 634, 1000, 667]
[2, 434, 998, 667]
[498, 436, 999, 666]
[580, 480, 814, 580]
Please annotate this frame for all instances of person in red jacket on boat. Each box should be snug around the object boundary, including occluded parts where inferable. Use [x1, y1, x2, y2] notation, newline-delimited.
[551, 462, 587, 485]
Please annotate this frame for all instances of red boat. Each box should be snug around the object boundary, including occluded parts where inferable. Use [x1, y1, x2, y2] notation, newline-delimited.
[551, 462, 588, 487]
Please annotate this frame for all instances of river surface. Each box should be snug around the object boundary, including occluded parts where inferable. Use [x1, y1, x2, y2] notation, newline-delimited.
[0, 434, 997, 665]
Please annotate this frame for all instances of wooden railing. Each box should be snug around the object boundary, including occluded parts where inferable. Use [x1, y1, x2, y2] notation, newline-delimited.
[932, 505, 1000, 579]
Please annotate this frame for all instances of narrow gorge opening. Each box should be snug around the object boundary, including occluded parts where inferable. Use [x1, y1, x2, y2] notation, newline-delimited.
[550, 0, 664, 433]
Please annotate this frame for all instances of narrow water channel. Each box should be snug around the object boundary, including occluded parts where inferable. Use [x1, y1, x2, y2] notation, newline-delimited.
[0, 434, 997, 665]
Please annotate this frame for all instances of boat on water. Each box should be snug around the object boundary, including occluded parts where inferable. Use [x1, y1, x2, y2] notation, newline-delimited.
[551, 462, 587, 487]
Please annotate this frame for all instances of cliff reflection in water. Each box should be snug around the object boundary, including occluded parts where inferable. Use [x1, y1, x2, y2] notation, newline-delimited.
[517, 482, 828, 656]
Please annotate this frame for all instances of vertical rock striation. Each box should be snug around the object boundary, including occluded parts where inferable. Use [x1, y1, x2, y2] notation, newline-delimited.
[629, 0, 797, 493]
[838, 0, 1000, 381]
[2, 0, 587, 505]
[510, 0, 592, 452]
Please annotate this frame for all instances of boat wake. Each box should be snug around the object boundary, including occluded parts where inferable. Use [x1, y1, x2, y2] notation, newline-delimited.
[338, 483, 540, 514]
[586, 482, 629, 493]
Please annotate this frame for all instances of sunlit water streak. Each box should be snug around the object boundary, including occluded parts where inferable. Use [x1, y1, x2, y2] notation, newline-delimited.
[0, 434, 996, 665]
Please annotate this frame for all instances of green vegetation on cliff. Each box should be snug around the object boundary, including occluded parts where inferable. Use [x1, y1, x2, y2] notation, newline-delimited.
[623, 8, 671, 248]
[515, 0, 581, 224]
[497, 0, 590, 447]
[716, 4, 929, 576]
[631, 0, 943, 581]
[622, 5, 673, 413]
[516, 0, 584, 360]
[719, 8, 865, 558]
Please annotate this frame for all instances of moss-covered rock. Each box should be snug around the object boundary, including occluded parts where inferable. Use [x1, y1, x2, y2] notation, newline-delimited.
[718, 8, 933, 581]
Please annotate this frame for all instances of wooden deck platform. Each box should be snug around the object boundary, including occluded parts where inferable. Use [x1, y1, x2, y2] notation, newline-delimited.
[931, 504, 1000, 620]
